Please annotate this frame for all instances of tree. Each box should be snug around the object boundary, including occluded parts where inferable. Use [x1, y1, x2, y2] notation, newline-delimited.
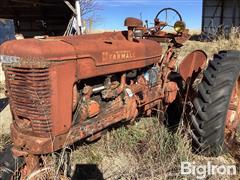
[80, 0, 99, 17]
[64, 0, 100, 34]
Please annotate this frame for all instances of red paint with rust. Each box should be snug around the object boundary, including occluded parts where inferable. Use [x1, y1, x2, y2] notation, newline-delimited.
[0, 22, 206, 161]
[0, 12, 210, 178]
[1, 31, 162, 136]
[226, 81, 240, 141]
[179, 50, 207, 82]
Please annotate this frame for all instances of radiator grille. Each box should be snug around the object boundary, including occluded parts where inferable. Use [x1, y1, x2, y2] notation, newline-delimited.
[4, 66, 52, 133]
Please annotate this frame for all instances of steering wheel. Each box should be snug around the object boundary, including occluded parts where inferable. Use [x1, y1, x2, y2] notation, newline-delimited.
[155, 8, 183, 30]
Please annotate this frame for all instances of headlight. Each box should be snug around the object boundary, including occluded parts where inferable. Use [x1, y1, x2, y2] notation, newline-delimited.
[0, 55, 20, 64]
[174, 21, 186, 33]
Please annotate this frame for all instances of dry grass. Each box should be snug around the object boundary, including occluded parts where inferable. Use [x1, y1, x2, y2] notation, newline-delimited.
[180, 30, 240, 59]
[71, 118, 239, 180]
[0, 134, 10, 152]
[71, 118, 193, 179]
[0, 82, 4, 98]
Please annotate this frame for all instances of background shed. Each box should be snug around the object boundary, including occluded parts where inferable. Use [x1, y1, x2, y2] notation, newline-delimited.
[0, 0, 74, 37]
[202, 0, 240, 35]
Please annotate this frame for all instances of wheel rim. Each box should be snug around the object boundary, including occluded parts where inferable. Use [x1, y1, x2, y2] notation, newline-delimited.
[226, 78, 240, 143]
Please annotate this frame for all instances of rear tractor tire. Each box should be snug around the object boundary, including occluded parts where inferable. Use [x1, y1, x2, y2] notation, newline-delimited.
[190, 51, 240, 156]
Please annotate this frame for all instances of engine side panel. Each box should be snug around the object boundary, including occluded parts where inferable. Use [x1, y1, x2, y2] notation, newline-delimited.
[50, 61, 77, 136]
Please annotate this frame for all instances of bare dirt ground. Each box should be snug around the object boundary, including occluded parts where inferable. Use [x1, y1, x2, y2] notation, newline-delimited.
[0, 35, 240, 179]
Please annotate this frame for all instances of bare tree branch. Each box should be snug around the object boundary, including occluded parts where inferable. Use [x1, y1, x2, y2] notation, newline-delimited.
[79, 0, 100, 17]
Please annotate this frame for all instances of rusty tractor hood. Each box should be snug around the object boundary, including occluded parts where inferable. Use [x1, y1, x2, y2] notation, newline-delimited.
[0, 31, 162, 64]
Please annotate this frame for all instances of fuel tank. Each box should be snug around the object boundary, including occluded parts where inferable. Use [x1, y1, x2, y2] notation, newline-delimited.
[0, 31, 162, 78]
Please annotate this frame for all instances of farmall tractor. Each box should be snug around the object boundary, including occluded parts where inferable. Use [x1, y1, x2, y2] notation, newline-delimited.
[0, 8, 239, 179]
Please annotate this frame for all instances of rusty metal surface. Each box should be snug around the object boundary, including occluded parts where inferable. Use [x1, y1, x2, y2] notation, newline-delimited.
[124, 17, 143, 27]
[179, 50, 207, 82]
[9, 68, 177, 155]
[3, 65, 52, 136]
[21, 154, 40, 179]
[0, 13, 211, 180]
[48, 61, 77, 136]
[164, 82, 178, 104]
[0, 32, 161, 63]
[224, 79, 240, 163]
[2, 38, 162, 151]
[226, 80, 240, 142]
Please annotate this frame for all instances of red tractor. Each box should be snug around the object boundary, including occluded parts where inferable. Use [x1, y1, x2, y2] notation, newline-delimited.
[0, 8, 239, 179]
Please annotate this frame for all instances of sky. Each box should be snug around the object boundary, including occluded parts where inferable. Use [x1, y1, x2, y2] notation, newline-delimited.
[93, 0, 203, 30]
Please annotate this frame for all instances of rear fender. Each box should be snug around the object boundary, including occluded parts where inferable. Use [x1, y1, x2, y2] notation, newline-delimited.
[179, 50, 207, 82]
